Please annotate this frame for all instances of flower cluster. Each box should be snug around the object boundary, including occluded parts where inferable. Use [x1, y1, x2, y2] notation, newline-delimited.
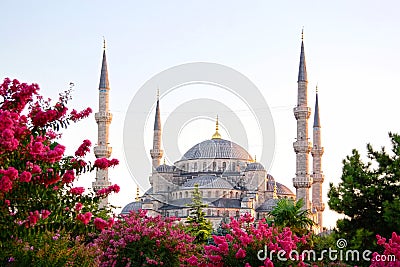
[93, 158, 119, 169]
[94, 210, 199, 266]
[75, 139, 91, 157]
[96, 184, 120, 197]
[371, 232, 400, 266]
[24, 210, 51, 227]
[70, 107, 92, 122]
[76, 212, 92, 225]
[196, 214, 310, 267]
[70, 186, 85, 195]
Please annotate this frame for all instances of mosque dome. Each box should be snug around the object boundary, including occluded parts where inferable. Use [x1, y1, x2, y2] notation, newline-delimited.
[156, 164, 175, 173]
[179, 138, 253, 162]
[245, 162, 265, 171]
[182, 175, 233, 189]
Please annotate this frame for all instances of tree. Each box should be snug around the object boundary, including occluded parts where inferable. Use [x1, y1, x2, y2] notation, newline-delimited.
[328, 132, 400, 253]
[268, 198, 314, 235]
[0, 78, 119, 265]
[186, 183, 213, 244]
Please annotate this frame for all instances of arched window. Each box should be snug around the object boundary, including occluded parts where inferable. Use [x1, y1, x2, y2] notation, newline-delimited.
[222, 162, 226, 170]
[235, 192, 239, 199]
[194, 162, 197, 171]
[217, 210, 220, 217]
[229, 191, 233, 198]
[185, 191, 188, 198]
[203, 162, 207, 171]
[223, 191, 227, 198]
[207, 209, 211, 216]
[179, 192, 182, 199]
[213, 162, 217, 171]
[175, 211, 178, 217]
[207, 191, 211, 198]
[236, 210, 240, 218]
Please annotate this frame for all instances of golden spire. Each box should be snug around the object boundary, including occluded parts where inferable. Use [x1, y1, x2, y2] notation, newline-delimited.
[211, 115, 221, 139]
[163, 158, 166, 165]
[103, 37, 106, 50]
[316, 83, 319, 93]
[301, 27, 304, 40]
[135, 185, 140, 201]
[254, 155, 257, 162]
[273, 181, 278, 199]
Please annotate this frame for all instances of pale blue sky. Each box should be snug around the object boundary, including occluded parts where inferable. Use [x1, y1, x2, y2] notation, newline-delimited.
[1, 1, 400, 228]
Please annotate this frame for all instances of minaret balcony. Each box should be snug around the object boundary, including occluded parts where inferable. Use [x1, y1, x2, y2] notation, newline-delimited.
[293, 141, 312, 153]
[312, 201, 325, 211]
[95, 112, 113, 123]
[150, 149, 164, 159]
[94, 146, 112, 158]
[293, 176, 313, 188]
[311, 147, 324, 156]
[311, 173, 325, 183]
[293, 106, 311, 119]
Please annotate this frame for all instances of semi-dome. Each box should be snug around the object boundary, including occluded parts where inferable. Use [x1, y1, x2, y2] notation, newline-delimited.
[156, 164, 175, 173]
[179, 139, 253, 161]
[245, 162, 265, 171]
[266, 181, 295, 195]
[120, 201, 142, 215]
[183, 175, 233, 189]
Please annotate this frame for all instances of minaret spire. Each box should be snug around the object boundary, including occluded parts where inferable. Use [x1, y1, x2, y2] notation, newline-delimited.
[293, 31, 312, 210]
[93, 40, 113, 208]
[150, 91, 163, 170]
[212, 115, 221, 139]
[311, 87, 325, 232]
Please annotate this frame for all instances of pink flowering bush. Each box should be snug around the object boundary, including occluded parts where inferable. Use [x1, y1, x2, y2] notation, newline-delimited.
[370, 232, 400, 266]
[0, 78, 119, 265]
[94, 210, 200, 267]
[198, 213, 312, 267]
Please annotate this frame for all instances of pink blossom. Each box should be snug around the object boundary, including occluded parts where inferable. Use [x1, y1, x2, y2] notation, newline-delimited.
[19, 171, 32, 182]
[187, 255, 198, 265]
[62, 170, 75, 184]
[75, 139, 91, 157]
[235, 248, 246, 259]
[5, 199, 10, 206]
[41, 210, 51, 219]
[0, 176, 12, 192]
[75, 202, 83, 211]
[93, 158, 109, 169]
[70, 187, 85, 195]
[94, 217, 108, 231]
[76, 211, 92, 225]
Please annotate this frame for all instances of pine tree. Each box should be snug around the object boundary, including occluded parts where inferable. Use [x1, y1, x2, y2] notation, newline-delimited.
[186, 183, 213, 244]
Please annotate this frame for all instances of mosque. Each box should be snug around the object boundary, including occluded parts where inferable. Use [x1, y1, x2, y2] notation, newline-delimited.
[92, 34, 325, 232]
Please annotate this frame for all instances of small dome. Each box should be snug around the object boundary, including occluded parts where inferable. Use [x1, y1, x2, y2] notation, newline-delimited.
[256, 198, 279, 212]
[179, 139, 253, 161]
[183, 175, 233, 189]
[245, 162, 265, 171]
[266, 181, 295, 195]
[121, 201, 142, 215]
[156, 164, 175, 173]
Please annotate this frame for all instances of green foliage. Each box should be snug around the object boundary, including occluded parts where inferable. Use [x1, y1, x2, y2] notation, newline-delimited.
[328, 132, 400, 253]
[2, 231, 99, 267]
[186, 183, 213, 244]
[268, 198, 314, 235]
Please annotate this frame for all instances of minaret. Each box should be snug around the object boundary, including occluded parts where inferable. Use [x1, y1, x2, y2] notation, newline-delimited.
[293, 30, 313, 210]
[311, 87, 325, 231]
[93, 40, 113, 208]
[150, 90, 163, 171]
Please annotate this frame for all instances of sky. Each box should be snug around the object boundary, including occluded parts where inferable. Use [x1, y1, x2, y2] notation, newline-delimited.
[1, 1, 400, 228]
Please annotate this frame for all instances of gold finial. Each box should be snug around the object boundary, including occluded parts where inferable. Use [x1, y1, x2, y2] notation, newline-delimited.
[212, 115, 221, 139]
[316, 84, 319, 93]
[254, 155, 257, 162]
[157, 88, 160, 100]
[163, 158, 166, 165]
[273, 181, 278, 199]
[301, 27, 304, 40]
[103, 37, 106, 50]
[135, 185, 140, 201]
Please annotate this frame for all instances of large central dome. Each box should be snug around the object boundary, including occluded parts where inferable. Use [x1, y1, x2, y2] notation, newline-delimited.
[180, 138, 253, 161]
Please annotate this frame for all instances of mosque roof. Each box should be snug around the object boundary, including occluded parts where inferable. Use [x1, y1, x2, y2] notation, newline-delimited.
[245, 162, 265, 171]
[182, 175, 234, 189]
[256, 198, 279, 212]
[179, 138, 253, 162]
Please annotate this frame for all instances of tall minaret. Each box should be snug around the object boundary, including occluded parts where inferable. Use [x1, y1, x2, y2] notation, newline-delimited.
[293, 31, 313, 210]
[311, 87, 325, 231]
[93, 40, 112, 208]
[150, 91, 163, 171]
